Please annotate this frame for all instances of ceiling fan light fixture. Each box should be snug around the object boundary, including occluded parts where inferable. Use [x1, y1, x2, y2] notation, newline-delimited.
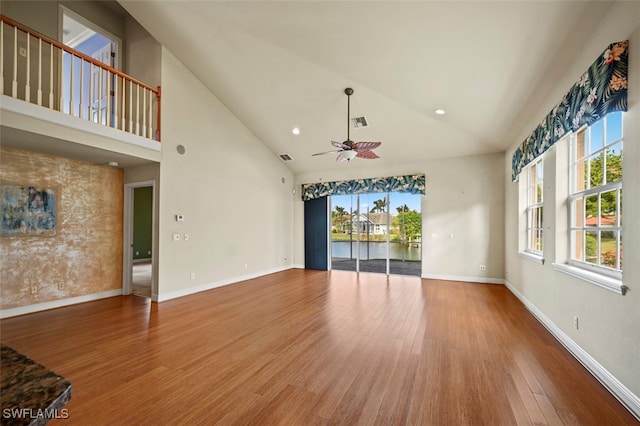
[343, 150, 357, 162]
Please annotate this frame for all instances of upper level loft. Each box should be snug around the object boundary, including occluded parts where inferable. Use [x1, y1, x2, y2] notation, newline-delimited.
[0, 7, 161, 168]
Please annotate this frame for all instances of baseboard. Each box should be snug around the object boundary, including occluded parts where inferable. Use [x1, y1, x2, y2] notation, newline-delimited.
[504, 280, 640, 421]
[157, 265, 293, 302]
[292, 264, 306, 269]
[422, 273, 505, 285]
[0, 289, 123, 319]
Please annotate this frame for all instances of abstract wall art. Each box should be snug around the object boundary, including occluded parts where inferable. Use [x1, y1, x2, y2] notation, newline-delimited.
[1, 186, 57, 237]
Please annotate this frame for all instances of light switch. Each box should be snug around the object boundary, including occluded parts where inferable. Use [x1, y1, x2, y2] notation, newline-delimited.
[172, 233, 180, 241]
[184, 234, 189, 241]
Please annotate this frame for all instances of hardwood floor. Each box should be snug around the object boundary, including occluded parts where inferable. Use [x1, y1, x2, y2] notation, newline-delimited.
[0, 269, 636, 425]
[132, 262, 152, 298]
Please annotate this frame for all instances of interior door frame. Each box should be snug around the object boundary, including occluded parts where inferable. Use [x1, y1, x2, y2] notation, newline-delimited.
[58, 5, 123, 115]
[58, 5, 123, 68]
[123, 180, 155, 297]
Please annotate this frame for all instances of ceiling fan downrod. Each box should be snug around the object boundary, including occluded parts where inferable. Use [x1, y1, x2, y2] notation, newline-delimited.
[345, 87, 353, 147]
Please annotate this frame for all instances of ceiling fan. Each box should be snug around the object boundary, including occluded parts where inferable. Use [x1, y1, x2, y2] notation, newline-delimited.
[312, 88, 381, 162]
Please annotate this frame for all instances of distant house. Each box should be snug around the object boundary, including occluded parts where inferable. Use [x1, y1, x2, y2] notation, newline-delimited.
[344, 212, 395, 235]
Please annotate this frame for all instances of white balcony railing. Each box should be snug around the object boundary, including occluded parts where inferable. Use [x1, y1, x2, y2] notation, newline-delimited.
[0, 14, 161, 141]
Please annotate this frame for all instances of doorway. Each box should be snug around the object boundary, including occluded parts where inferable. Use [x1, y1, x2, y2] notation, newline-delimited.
[330, 192, 422, 276]
[123, 181, 155, 298]
[60, 6, 121, 123]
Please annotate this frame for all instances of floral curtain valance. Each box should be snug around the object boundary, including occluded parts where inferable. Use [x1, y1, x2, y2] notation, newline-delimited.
[511, 40, 628, 182]
[301, 174, 425, 201]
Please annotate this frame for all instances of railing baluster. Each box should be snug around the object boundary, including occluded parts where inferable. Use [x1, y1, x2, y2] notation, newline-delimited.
[79, 58, 84, 119]
[49, 42, 53, 109]
[88, 62, 94, 121]
[59, 52, 65, 112]
[121, 76, 126, 131]
[113, 74, 119, 129]
[129, 80, 133, 132]
[106, 69, 112, 127]
[68, 54, 74, 116]
[135, 84, 140, 135]
[12, 26, 17, 98]
[25, 31, 30, 102]
[147, 89, 153, 139]
[1, 21, 4, 96]
[98, 65, 103, 124]
[142, 87, 147, 138]
[1, 15, 160, 142]
[37, 38, 42, 105]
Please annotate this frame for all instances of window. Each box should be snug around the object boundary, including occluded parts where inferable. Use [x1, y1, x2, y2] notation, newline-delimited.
[525, 159, 544, 254]
[568, 112, 622, 277]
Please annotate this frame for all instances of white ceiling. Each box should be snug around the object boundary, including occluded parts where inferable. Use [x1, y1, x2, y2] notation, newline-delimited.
[118, 1, 615, 174]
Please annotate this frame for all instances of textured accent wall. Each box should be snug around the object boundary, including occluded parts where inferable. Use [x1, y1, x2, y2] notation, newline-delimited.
[0, 147, 123, 310]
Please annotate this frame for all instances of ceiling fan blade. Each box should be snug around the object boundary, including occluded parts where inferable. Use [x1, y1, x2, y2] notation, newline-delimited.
[312, 149, 343, 156]
[331, 141, 350, 149]
[353, 141, 381, 151]
[356, 150, 380, 159]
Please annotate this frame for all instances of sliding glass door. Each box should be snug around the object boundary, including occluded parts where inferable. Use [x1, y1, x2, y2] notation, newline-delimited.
[330, 192, 421, 276]
[388, 192, 422, 275]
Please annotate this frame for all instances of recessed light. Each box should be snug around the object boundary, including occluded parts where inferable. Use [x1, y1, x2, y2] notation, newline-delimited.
[292, 127, 301, 135]
[107, 161, 120, 167]
[434, 109, 446, 115]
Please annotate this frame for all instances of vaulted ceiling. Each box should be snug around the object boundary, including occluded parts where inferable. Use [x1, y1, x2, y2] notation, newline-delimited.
[119, 1, 615, 174]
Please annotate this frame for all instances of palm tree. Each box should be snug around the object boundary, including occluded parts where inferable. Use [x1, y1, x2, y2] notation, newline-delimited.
[396, 204, 409, 246]
[370, 198, 387, 213]
[332, 206, 348, 232]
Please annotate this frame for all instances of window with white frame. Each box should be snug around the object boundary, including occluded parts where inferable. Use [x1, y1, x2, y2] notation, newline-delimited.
[525, 158, 544, 254]
[568, 112, 623, 276]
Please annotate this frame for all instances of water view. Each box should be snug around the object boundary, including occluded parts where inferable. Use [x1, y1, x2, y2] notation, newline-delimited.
[331, 241, 421, 261]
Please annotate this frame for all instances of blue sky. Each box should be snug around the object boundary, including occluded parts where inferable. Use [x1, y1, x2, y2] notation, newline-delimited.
[331, 192, 421, 213]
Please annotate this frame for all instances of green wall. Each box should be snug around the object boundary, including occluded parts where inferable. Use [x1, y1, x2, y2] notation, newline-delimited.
[133, 186, 152, 260]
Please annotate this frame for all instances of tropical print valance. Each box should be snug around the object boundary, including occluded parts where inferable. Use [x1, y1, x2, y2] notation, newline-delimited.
[512, 40, 628, 181]
[301, 174, 425, 201]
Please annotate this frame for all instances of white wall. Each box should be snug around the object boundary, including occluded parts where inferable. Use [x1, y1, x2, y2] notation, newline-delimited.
[157, 48, 294, 297]
[504, 1, 640, 402]
[294, 152, 505, 281]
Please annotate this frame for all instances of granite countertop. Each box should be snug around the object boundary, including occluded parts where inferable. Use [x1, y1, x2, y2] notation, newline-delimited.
[0, 344, 72, 426]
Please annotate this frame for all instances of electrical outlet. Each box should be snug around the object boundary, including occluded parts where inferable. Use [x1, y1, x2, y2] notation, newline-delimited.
[479, 265, 486, 271]
[19, 47, 27, 57]
[573, 316, 579, 330]
[244, 263, 248, 269]
[30, 284, 38, 295]
[184, 234, 190, 241]
[172, 233, 180, 241]
[57, 281, 65, 290]
[190, 272, 196, 280]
